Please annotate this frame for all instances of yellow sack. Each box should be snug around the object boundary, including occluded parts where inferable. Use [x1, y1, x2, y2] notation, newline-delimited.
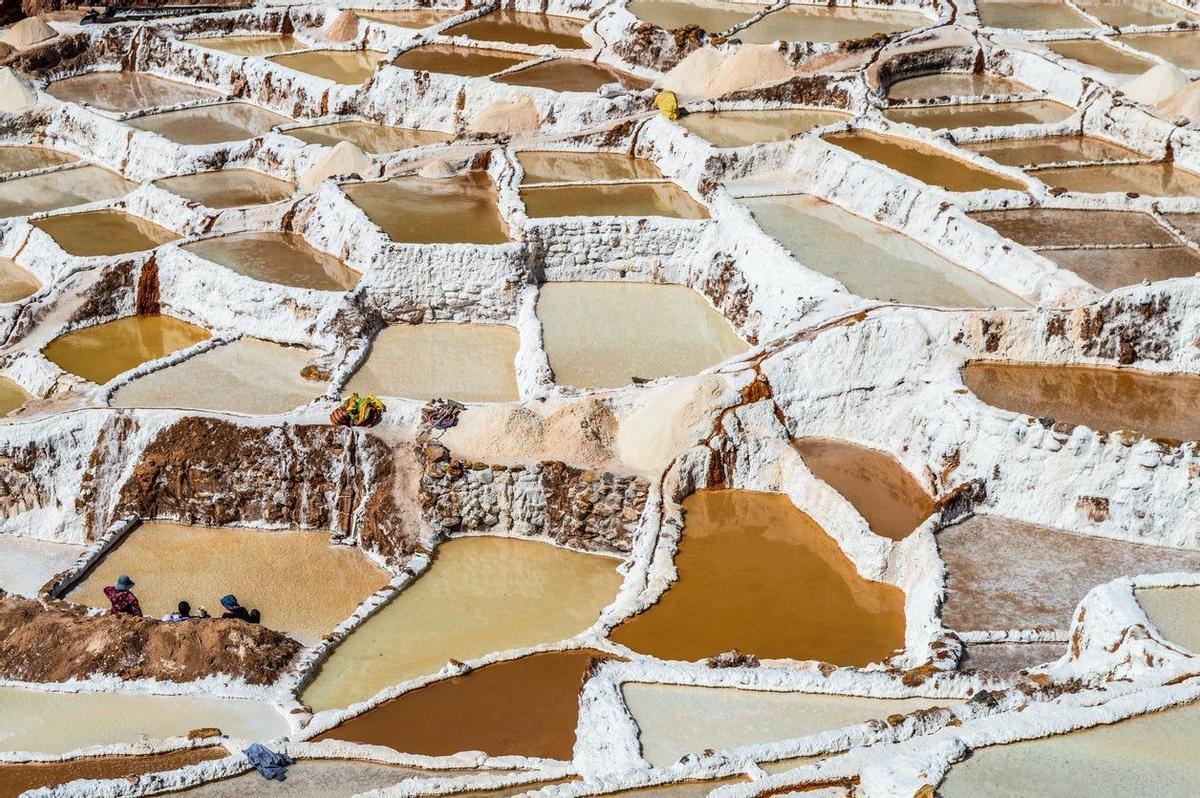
[654, 90, 679, 121]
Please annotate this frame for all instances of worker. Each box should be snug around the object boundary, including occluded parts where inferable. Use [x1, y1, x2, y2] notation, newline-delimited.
[220, 594, 259, 624]
[103, 575, 142, 617]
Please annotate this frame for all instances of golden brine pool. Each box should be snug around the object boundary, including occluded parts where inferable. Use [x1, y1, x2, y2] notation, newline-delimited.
[154, 170, 294, 208]
[183, 232, 359, 291]
[43, 315, 209, 384]
[129, 103, 292, 145]
[287, 120, 450, 154]
[32, 209, 178, 257]
[344, 173, 509, 244]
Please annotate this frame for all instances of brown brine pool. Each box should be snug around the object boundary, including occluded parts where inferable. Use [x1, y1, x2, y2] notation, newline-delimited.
[47, 72, 219, 112]
[392, 44, 531, 77]
[0, 145, 76, 175]
[735, 4, 927, 43]
[0, 165, 134, 217]
[129, 102, 292, 145]
[32, 209, 179, 257]
[344, 173, 509, 244]
[518, 151, 663, 184]
[824, 131, 1027, 191]
[1047, 39, 1155, 75]
[883, 100, 1074, 130]
[887, 73, 1032, 100]
[193, 34, 305, 56]
[1116, 31, 1200, 70]
[963, 135, 1140, 167]
[0, 748, 227, 797]
[286, 120, 450, 154]
[522, 183, 709, 219]
[445, 10, 588, 48]
[43, 315, 209, 384]
[0, 375, 29, 417]
[610, 489, 907, 664]
[154, 170, 294, 208]
[269, 50, 389, 84]
[356, 8, 461, 27]
[677, 108, 849, 148]
[625, 0, 760, 33]
[183, 232, 359, 290]
[974, 0, 1097, 29]
[1033, 163, 1200, 197]
[496, 59, 651, 92]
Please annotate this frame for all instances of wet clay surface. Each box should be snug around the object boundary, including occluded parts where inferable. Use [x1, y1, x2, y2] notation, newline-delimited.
[1047, 39, 1155, 75]
[169, 759, 464, 797]
[496, 59, 652, 92]
[286, 120, 450, 154]
[970, 208, 1174, 247]
[521, 183, 709, 219]
[47, 72, 219, 112]
[518, 151, 663, 184]
[0, 375, 29, 417]
[736, 4, 926, 44]
[155, 170, 294, 208]
[610, 490, 906, 665]
[184, 232, 359, 290]
[963, 360, 1200, 441]
[974, 0, 1097, 29]
[314, 650, 610, 759]
[883, 100, 1074, 130]
[0, 258, 39, 303]
[1035, 163, 1200, 197]
[130, 103, 292, 145]
[0, 145, 75, 175]
[963, 136, 1141, 167]
[1137, 587, 1200, 654]
[345, 172, 509, 244]
[0, 165, 134, 217]
[937, 514, 1200, 631]
[269, 50, 389, 84]
[625, 0, 759, 33]
[1041, 247, 1200, 291]
[0, 747, 226, 797]
[446, 10, 588, 49]
[1116, 31, 1200, 70]
[887, 73, 1032, 100]
[193, 34, 305, 56]
[43, 314, 209, 384]
[795, 437, 934, 541]
[392, 44, 531, 77]
[677, 109, 849, 148]
[32, 209, 179, 256]
[825, 131, 1027, 192]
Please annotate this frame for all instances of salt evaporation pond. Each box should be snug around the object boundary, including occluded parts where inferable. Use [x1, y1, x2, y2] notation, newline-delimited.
[963, 135, 1140, 167]
[67, 522, 388, 644]
[287, 120, 450, 154]
[963, 361, 1200, 441]
[0, 145, 76, 175]
[1047, 40, 1155, 75]
[1077, 0, 1196, 26]
[47, 72, 219, 112]
[1034, 163, 1200, 197]
[129, 102, 292, 145]
[301, 536, 621, 710]
[0, 375, 29, 417]
[884, 100, 1074, 129]
[43, 315, 209, 384]
[0, 534, 84, 597]
[193, 34, 305, 56]
[974, 0, 1096, 29]
[169, 759, 462, 797]
[0, 165, 134, 217]
[391, 44, 531, 77]
[269, 50, 389, 84]
[1116, 32, 1200, 70]
[1039, 248, 1200, 291]
[314, 650, 609, 759]
[344, 173, 509, 244]
[356, 8, 460, 27]
[345, 323, 519, 402]
[734, 4, 928, 43]
[0, 748, 226, 797]
[32, 209, 179, 257]
[938, 702, 1200, 798]
[887, 73, 1032, 100]
[745, 194, 1025, 308]
[183, 232, 360, 291]
[445, 10, 588, 48]
[624, 683, 953, 767]
[610, 490, 906, 665]
[824, 131, 1027, 191]
[677, 109, 849, 148]
[795, 437, 934, 541]
[1137, 587, 1200, 653]
[0, 688, 287, 754]
[111, 338, 325, 415]
[521, 183, 709, 219]
[518, 151, 663, 184]
[497, 59, 651, 92]
[155, 169, 294, 208]
[0, 258, 39, 303]
[625, 0, 759, 32]
[536, 282, 747, 389]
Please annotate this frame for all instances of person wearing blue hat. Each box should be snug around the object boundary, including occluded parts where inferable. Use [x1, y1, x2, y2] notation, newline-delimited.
[220, 594, 257, 623]
[103, 575, 142, 617]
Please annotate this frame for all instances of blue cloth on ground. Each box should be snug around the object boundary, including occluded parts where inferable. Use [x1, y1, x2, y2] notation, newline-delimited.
[243, 742, 294, 781]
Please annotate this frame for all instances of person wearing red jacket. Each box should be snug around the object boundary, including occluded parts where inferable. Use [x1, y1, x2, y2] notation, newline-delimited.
[103, 574, 142, 617]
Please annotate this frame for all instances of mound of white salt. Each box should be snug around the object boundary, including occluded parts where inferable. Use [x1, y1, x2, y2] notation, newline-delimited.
[707, 44, 795, 99]
[1, 17, 56, 49]
[658, 46, 725, 100]
[325, 9, 360, 42]
[1123, 62, 1190, 106]
[1158, 79, 1200, 121]
[469, 95, 539, 135]
[299, 140, 370, 190]
[418, 158, 455, 179]
[0, 67, 37, 113]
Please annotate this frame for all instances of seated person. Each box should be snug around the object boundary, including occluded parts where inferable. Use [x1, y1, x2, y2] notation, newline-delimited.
[163, 600, 209, 621]
[220, 594, 259, 624]
[103, 574, 141, 617]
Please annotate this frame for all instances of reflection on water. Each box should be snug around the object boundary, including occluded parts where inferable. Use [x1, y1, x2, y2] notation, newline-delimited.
[43, 315, 209, 384]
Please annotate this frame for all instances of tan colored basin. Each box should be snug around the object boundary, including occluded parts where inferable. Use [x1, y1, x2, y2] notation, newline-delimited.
[0, 748, 226, 797]
[518, 150, 663, 184]
[1078, 0, 1196, 26]
[536, 282, 747, 389]
[129, 102, 292, 145]
[194, 34, 305, 56]
[610, 489, 907, 665]
[496, 59, 651, 92]
[0, 145, 76, 175]
[970, 208, 1174, 247]
[1039, 247, 1200, 291]
[0, 165, 135, 217]
[888, 73, 1033, 100]
[300, 536, 621, 710]
[963, 135, 1140, 167]
[269, 50, 389, 84]
[1138, 587, 1200, 653]
[183, 232, 359, 290]
[32, 209, 179, 257]
[1034, 163, 1200, 197]
[975, 0, 1097, 29]
[68, 522, 389, 644]
[825, 131, 1027, 191]
[626, 0, 760, 32]
[678, 108, 849, 148]
[1117, 32, 1200, 70]
[112, 338, 325, 415]
[0, 536, 83, 597]
[345, 323, 520, 402]
[344, 173, 509, 244]
[356, 7, 460, 26]
[286, 120, 451, 154]
[43, 314, 209, 384]
[169, 759, 460, 797]
[522, 183, 709, 218]
[0, 374, 29, 417]
[884, 100, 1075, 129]
[47, 72, 219, 112]
[392, 43, 532, 77]
[1047, 40, 1156, 75]
[738, 5, 928, 44]
[446, 10, 588, 48]
[0, 258, 39, 303]
[154, 169, 294, 208]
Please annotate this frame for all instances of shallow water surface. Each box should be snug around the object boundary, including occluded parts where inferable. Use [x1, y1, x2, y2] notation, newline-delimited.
[970, 208, 1173, 247]
[537, 282, 746, 389]
[975, 0, 1097, 29]
[0, 748, 226, 797]
[963, 135, 1140, 167]
[287, 120, 450, 154]
[824, 131, 1027, 191]
[678, 108, 849, 148]
[344, 172, 509, 244]
[1117, 32, 1200, 70]
[0, 535, 82, 596]
[0, 376, 28, 417]
[963, 360, 1200, 441]
[33, 209, 178, 257]
[1040, 247, 1200, 291]
[1078, 0, 1196, 26]
[68, 522, 388, 644]
[1138, 587, 1200, 653]
[129, 102, 292, 145]
[522, 183, 709, 218]
[0, 145, 76, 175]
[625, 0, 760, 32]
[356, 8, 461, 27]
[184, 232, 359, 290]
[154, 170, 294, 208]
[43, 315, 209, 384]
[300, 536, 621, 710]
[610, 490, 907, 664]
[194, 34, 305, 56]
[1047, 39, 1155, 75]
[737, 4, 927, 43]
[0, 258, 39, 303]
[496, 59, 651, 92]
[170, 759, 457, 797]
[1034, 162, 1200, 197]
[269, 50, 389, 84]
[746, 194, 1025, 308]
[392, 43, 531, 77]
[0, 165, 135, 217]
[884, 100, 1074, 129]
[47, 72, 219, 112]
[446, 10, 588, 48]
[518, 151, 663, 184]
[887, 73, 1032, 100]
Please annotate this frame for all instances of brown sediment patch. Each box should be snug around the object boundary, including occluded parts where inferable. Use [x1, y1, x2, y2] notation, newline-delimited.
[0, 375, 29, 417]
[736, 4, 926, 44]
[495, 59, 651, 92]
[936, 515, 1200, 632]
[0, 747, 226, 797]
[795, 437, 934, 541]
[518, 151, 663, 184]
[1034, 163, 1200, 197]
[192, 34, 305, 56]
[0, 165, 134, 217]
[1038, 247, 1200, 291]
[963, 136, 1142, 168]
[883, 100, 1074, 130]
[0, 258, 39, 303]
[625, 0, 760, 33]
[521, 183, 709, 219]
[970, 208, 1174, 247]
[677, 109, 849, 148]
[1116, 31, 1200, 71]
[47, 72, 219, 112]
[887, 73, 1033, 101]
[129, 103, 292, 145]
[1078, 0, 1196, 27]
[962, 360, 1200, 441]
[43, 314, 209, 384]
[1047, 39, 1156, 75]
[974, 0, 1097, 29]
[610, 490, 906, 665]
[154, 170, 295, 208]
[269, 50, 389, 84]
[314, 649, 610, 759]
[184, 232, 359, 291]
[824, 131, 1027, 192]
[391, 43, 532, 77]
[0, 145, 75, 175]
[286, 120, 451, 154]
[962, 642, 1066, 673]
[32, 209, 179, 257]
[446, 10, 588, 49]
[344, 172, 509, 244]
[356, 8, 461, 28]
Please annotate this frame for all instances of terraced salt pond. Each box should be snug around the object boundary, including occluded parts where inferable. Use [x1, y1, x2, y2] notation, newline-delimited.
[344, 173, 509, 244]
[884, 100, 1074, 129]
[745, 194, 1025, 308]
[676, 109, 849, 148]
[32, 209, 178, 256]
[1047, 40, 1155, 75]
[1116, 32, 1200, 70]
[300, 536, 621, 710]
[0, 145, 76, 175]
[0, 375, 29, 417]
[518, 151, 662, 183]
[0, 688, 286, 753]
[67, 522, 388, 644]
[962, 361, 1200, 441]
[445, 10, 588, 48]
[1038, 248, 1200, 291]
[0, 165, 134, 217]
[43, 315, 209, 384]
[610, 490, 906, 665]
[734, 5, 928, 44]
[963, 135, 1140, 167]
[356, 8, 460, 27]
[1078, 0, 1196, 26]
[0, 747, 226, 796]
[1137, 587, 1200, 653]
[391, 44, 531, 77]
[824, 131, 1027, 192]
[345, 323, 519, 402]
[167, 759, 461, 797]
[129, 103, 292, 145]
[155, 170, 294, 208]
[522, 183, 709, 219]
[111, 338, 324, 414]
[286, 120, 450, 153]
[47, 72, 219, 112]
[183, 232, 359, 290]
[314, 650, 608, 758]
[496, 59, 651, 92]
[624, 683, 954, 767]
[887, 73, 1032, 100]
[269, 50, 389, 84]
[625, 0, 759, 32]
[0, 258, 39, 303]
[1034, 163, 1200, 196]
[536, 282, 746, 389]
[974, 0, 1096, 29]
[193, 34, 305, 56]
[0, 535, 83, 596]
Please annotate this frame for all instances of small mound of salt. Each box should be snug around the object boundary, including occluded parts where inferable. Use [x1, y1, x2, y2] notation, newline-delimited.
[469, 95, 540, 136]
[706, 44, 795, 99]
[418, 159, 455, 179]
[0, 67, 37, 113]
[1, 17, 56, 50]
[299, 140, 371, 191]
[324, 10, 360, 43]
[1123, 62, 1190, 106]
